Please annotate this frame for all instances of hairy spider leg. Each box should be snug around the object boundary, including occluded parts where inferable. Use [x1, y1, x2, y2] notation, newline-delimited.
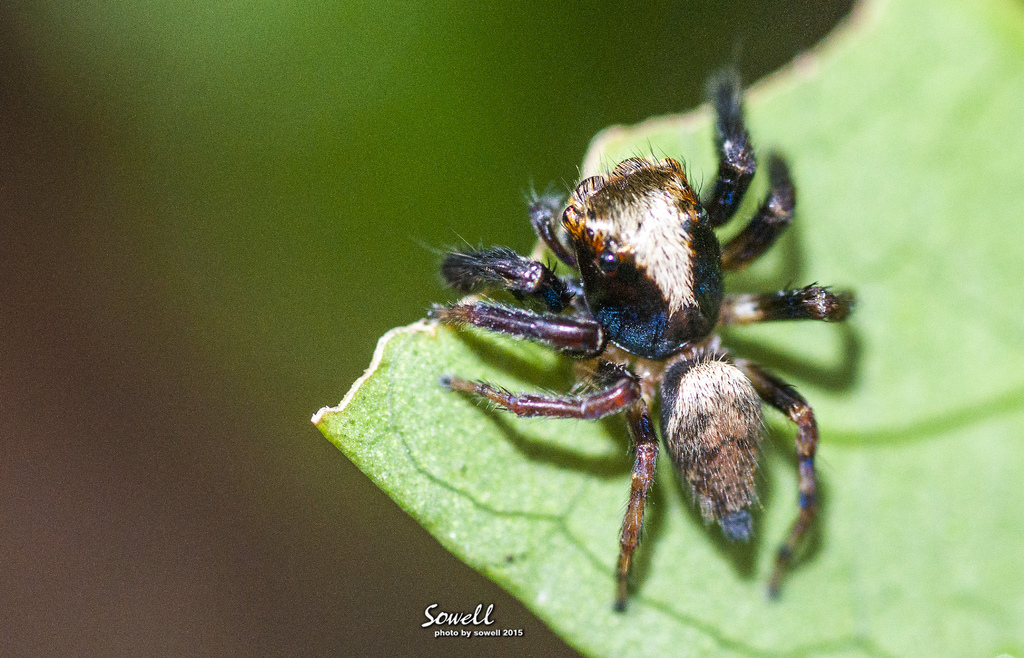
[441, 246, 574, 312]
[442, 363, 653, 612]
[717, 286, 853, 326]
[735, 360, 819, 598]
[430, 302, 606, 357]
[527, 190, 576, 268]
[615, 399, 658, 612]
[704, 71, 757, 229]
[440, 364, 639, 419]
[719, 154, 795, 271]
[428, 302, 602, 358]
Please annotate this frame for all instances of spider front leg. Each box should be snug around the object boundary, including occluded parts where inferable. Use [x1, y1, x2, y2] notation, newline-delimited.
[735, 359, 819, 598]
[704, 71, 757, 228]
[441, 246, 574, 312]
[718, 285, 853, 326]
[431, 302, 605, 357]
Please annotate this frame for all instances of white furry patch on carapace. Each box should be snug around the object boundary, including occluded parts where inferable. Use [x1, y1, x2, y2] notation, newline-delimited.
[604, 186, 698, 315]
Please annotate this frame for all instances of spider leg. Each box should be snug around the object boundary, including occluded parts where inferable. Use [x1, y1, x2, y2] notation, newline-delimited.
[704, 70, 757, 229]
[734, 359, 819, 598]
[527, 190, 576, 268]
[441, 362, 639, 419]
[430, 302, 605, 357]
[720, 154, 795, 271]
[718, 285, 853, 326]
[441, 246, 574, 312]
[445, 362, 654, 612]
[615, 399, 658, 612]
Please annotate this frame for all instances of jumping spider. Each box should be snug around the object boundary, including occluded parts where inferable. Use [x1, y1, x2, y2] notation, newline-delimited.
[430, 73, 852, 611]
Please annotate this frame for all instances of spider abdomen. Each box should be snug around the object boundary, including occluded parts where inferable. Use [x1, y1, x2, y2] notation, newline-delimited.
[660, 354, 763, 541]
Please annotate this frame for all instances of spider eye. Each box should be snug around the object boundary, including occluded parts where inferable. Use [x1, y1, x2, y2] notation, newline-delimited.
[598, 250, 618, 274]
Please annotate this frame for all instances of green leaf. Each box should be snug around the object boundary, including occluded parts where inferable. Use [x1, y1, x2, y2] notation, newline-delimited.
[314, 0, 1024, 654]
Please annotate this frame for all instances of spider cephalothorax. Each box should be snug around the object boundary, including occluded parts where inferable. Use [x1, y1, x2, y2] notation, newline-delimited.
[563, 157, 723, 358]
[430, 72, 852, 610]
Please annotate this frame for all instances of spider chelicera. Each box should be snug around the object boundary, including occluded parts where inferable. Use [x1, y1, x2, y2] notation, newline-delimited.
[429, 72, 853, 611]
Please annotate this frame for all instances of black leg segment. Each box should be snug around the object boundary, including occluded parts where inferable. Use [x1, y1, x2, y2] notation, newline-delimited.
[430, 302, 606, 357]
[735, 360, 819, 598]
[441, 246, 573, 312]
[704, 71, 757, 229]
[720, 154, 795, 271]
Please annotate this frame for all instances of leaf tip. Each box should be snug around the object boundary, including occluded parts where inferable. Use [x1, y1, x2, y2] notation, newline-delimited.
[311, 317, 438, 428]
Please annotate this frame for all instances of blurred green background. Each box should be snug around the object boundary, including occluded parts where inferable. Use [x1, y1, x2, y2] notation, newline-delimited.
[0, 1, 851, 655]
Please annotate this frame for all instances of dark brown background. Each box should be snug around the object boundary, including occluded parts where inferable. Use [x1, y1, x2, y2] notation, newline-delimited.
[0, 1, 851, 655]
